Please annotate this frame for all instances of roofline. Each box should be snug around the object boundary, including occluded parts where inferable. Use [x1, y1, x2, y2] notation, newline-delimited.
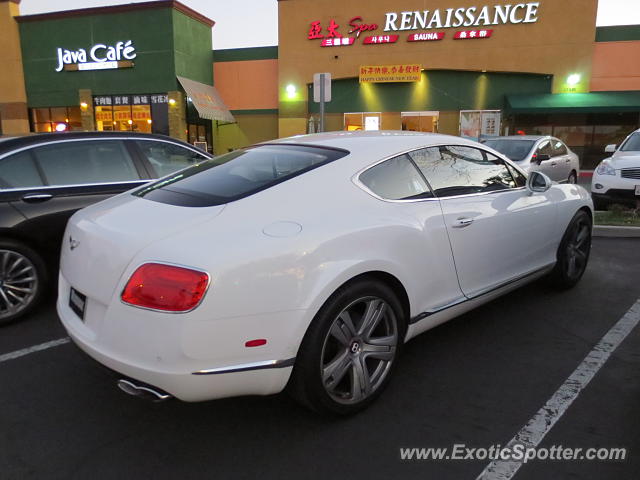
[15, 0, 215, 27]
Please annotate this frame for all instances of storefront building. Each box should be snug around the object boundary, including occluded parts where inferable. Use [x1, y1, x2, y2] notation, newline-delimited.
[0, 0, 236, 153]
[274, 0, 640, 168]
[1, 0, 640, 168]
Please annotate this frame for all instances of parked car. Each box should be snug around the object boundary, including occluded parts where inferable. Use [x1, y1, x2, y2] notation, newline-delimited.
[58, 131, 593, 415]
[0, 132, 211, 324]
[483, 135, 580, 184]
[591, 128, 640, 210]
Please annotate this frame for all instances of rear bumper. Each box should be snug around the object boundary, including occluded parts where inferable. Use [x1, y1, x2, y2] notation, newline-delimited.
[57, 273, 302, 402]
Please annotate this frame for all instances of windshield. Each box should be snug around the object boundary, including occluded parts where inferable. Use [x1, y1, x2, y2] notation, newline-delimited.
[134, 144, 349, 207]
[620, 133, 640, 152]
[483, 139, 535, 161]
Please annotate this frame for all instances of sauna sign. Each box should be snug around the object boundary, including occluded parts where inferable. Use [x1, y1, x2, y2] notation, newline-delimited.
[55, 40, 137, 72]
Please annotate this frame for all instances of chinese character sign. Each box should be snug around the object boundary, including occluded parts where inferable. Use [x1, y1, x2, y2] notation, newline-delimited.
[359, 64, 422, 83]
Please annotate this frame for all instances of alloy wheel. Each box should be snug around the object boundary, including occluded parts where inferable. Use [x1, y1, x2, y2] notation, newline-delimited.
[320, 296, 398, 405]
[0, 249, 39, 321]
[564, 218, 590, 280]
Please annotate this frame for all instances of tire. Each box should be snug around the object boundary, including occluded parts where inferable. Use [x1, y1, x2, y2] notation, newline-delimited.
[0, 240, 47, 325]
[567, 171, 578, 184]
[288, 278, 405, 415]
[546, 210, 592, 290]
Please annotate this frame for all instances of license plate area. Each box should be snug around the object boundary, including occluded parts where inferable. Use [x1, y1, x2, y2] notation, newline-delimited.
[69, 287, 87, 320]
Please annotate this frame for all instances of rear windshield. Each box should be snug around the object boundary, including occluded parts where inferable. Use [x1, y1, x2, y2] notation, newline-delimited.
[134, 144, 349, 207]
[483, 139, 535, 161]
[620, 133, 640, 152]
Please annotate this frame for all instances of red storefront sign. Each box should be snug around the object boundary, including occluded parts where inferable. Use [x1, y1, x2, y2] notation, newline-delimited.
[454, 29, 494, 39]
[363, 35, 399, 45]
[407, 32, 445, 42]
[321, 37, 356, 47]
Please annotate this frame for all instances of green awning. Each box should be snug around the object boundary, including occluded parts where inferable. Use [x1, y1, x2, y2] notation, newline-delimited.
[506, 91, 640, 114]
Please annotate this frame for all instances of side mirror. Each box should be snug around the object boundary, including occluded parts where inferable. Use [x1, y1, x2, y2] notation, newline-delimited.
[527, 171, 552, 194]
[604, 144, 617, 153]
[533, 153, 551, 164]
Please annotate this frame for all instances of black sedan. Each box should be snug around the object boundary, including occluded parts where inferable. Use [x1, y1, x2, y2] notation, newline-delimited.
[0, 131, 211, 324]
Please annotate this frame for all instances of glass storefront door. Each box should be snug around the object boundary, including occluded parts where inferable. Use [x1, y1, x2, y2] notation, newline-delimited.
[344, 112, 382, 131]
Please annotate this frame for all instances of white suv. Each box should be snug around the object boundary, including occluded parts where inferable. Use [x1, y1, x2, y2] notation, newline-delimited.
[591, 129, 640, 210]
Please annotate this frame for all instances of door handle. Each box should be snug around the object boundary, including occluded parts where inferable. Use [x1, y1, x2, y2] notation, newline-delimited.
[452, 217, 474, 228]
[551, 162, 557, 166]
[21, 193, 53, 203]
[565, 159, 571, 163]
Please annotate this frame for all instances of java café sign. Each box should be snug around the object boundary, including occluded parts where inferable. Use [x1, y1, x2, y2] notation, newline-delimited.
[308, 2, 541, 46]
[55, 40, 136, 72]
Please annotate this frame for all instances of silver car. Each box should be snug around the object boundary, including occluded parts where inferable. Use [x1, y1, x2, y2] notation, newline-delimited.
[483, 136, 580, 184]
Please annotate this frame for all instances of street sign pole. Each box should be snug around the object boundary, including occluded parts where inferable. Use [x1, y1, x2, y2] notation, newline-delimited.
[319, 73, 325, 133]
[313, 72, 331, 133]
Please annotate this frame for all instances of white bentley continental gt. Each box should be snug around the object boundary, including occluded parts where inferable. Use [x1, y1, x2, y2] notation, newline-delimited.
[57, 131, 593, 414]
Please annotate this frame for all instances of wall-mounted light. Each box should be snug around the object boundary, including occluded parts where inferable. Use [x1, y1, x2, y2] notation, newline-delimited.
[55, 123, 67, 132]
[127, 119, 133, 125]
[566, 73, 581, 87]
[147, 119, 152, 124]
[168, 98, 177, 106]
[285, 84, 297, 99]
[80, 102, 88, 110]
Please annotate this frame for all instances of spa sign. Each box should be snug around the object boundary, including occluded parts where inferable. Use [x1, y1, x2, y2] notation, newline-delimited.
[55, 40, 137, 72]
[308, 2, 540, 46]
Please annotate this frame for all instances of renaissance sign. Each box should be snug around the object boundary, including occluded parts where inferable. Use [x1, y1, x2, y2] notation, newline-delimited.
[383, 3, 540, 31]
[55, 40, 137, 72]
[307, 2, 541, 46]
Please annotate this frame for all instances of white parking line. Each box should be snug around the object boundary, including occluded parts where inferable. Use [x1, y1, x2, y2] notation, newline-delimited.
[0, 337, 70, 364]
[476, 298, 640, 480]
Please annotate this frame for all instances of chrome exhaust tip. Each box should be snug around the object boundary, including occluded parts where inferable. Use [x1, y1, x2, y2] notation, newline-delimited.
[117, 379, 172, 402]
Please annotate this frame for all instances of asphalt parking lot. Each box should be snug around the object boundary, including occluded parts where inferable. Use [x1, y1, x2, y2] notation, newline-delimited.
[1, 237, 639, 480]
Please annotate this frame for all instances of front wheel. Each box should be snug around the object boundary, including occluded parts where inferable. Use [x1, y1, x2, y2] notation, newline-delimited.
[546, 210, 592, 289]
[288, 279, 405, 415]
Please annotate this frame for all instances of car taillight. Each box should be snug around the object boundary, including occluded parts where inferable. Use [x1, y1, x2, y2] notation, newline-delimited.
[121, 263, 209, 312]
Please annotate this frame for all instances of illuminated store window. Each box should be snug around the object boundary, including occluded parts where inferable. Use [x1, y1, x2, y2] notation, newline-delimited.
[93, 94, 166, 133]
[31, 107, 82, 132]
[402, 111, 439, 133]
[344, 112, 382, 131]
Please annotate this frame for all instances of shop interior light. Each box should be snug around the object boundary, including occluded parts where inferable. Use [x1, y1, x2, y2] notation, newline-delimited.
[187, 97, 192, 102]
[285, 84, 297, 99]
[127, 119, 133, 125]
[567, 73, 581, 86]
[55, 123, 67, 132]
[147, 119, 152, 124]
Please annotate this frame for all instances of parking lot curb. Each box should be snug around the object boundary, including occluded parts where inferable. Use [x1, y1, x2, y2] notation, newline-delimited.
[593, 225, 640, 238]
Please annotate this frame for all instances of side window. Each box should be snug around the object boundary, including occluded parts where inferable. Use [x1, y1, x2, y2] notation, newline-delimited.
[359, 154, 432, 200]
[135, 140, 208, 178]
[409, 145, 516, 197]
[537, 140, 553, 157]
[32, 140, 140, 186]
[504, 162, 527, 187]
[0, 151, 44, 189]
[552, 139, 568, 156]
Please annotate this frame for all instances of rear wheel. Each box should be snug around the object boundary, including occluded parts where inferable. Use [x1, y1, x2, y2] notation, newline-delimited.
[567, 171, 578, 184]
[288, 279, 405, 415]
[0, 241, 47, 325]
[547, 211, 592, 289]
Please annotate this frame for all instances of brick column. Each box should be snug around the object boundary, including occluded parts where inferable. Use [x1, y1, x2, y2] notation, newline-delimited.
[168, 90, 187, 141]
[78, 89, 95, 131]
